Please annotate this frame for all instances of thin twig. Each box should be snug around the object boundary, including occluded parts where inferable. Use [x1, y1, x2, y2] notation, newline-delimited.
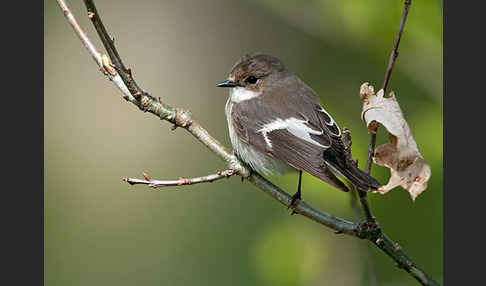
[343, 128, 378, 286]
[365, 132, 378, 173]
[343, 127, 374, 222]
[359, 0, 412, 224]
[56, 0, 132, 100]
[83, 0, 144, 100]
[357, 191, 374, 221]
[349, 187, 379, 286]
[123, 170, 235, 188]
[56, 0, 439, 284]
[365, 0, 412, 174]
[357, 1, 414, 283]
[382, 0, 412, 93]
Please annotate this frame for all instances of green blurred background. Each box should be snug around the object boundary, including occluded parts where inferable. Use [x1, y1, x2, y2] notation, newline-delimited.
[44, 0, 442, 285]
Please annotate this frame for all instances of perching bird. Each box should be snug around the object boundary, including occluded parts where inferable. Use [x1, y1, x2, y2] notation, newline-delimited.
[217, 53, 380, 207]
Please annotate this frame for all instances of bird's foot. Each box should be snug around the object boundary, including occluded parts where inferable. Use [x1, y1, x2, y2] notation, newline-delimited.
[240, 167, 253, 182]
[288, 191, 301, 215]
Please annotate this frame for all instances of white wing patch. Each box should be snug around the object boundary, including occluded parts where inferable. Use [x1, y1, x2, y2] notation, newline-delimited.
[318, 106, 341, 136]
[258, 117, 328, 148]
[257, 119, 287, 147]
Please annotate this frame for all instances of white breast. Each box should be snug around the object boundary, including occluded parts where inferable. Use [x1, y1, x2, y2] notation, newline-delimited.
[225, 93, 293, 175]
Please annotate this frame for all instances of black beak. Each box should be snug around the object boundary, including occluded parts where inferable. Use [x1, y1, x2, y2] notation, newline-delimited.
[217, 80, 237, 88]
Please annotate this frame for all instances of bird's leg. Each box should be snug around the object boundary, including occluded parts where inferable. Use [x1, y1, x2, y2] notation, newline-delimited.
[241, 167, 253, 182]
[233, 150, 253, 182]
[289, 170, 303, 214]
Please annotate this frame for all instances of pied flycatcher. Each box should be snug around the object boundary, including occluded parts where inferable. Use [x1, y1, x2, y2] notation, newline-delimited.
[218, 53, 380, 206]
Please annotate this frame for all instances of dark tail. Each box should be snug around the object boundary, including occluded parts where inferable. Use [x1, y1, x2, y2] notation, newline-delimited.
[323, 148, 381, 191]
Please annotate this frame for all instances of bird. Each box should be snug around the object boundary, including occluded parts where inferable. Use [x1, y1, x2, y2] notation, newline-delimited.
[217, 53, 381, 207]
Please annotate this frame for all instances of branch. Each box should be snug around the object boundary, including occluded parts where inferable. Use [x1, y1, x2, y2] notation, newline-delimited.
[343, 128, 378, 286]
[382, 0, 412, 93]
[357, 0, 413, 224]
[123, 170, 236, 188]
[56, 0, 132, 100]
[352, 1, 414, 282]
[365, 0, 412, 174]
[56, 0, 439, 284]
[80, 0, 244, 174]
[57, 0, 356, 236]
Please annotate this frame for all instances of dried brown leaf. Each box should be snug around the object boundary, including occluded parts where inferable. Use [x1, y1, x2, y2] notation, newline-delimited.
[360, 82, 431, 200]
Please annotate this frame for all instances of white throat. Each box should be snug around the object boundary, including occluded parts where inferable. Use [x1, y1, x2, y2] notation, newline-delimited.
[230, 87, 261, 103]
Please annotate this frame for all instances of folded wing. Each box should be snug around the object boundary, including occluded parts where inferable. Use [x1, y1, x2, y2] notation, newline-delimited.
[231, 97, 349, 192]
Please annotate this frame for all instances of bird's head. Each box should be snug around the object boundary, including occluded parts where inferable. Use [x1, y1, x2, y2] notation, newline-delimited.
[217, 53, 286, 94]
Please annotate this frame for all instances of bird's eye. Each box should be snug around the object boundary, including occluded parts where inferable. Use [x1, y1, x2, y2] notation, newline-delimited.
[246, 76, 258, 84]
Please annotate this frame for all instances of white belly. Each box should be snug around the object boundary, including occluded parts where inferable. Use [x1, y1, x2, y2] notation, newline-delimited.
[225, 96, 293, 175]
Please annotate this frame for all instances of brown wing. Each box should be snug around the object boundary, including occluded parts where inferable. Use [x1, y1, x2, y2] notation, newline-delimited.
[231, 97, 349, 192]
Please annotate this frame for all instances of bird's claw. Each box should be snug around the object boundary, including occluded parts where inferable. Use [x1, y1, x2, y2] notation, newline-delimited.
[288, 191, 301, 215]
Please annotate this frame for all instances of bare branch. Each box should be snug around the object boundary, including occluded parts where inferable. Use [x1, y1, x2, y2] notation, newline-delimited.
[343, 128, 375, 222]
[56, 0, 132, 100]
[358, 0, 413, 224]
[366, 0, 412, 174]
[343, 128, 378, 286]
[123, 170, 236, 188]
[83, 0, 144, 101]
[382, 0, 412, 93]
